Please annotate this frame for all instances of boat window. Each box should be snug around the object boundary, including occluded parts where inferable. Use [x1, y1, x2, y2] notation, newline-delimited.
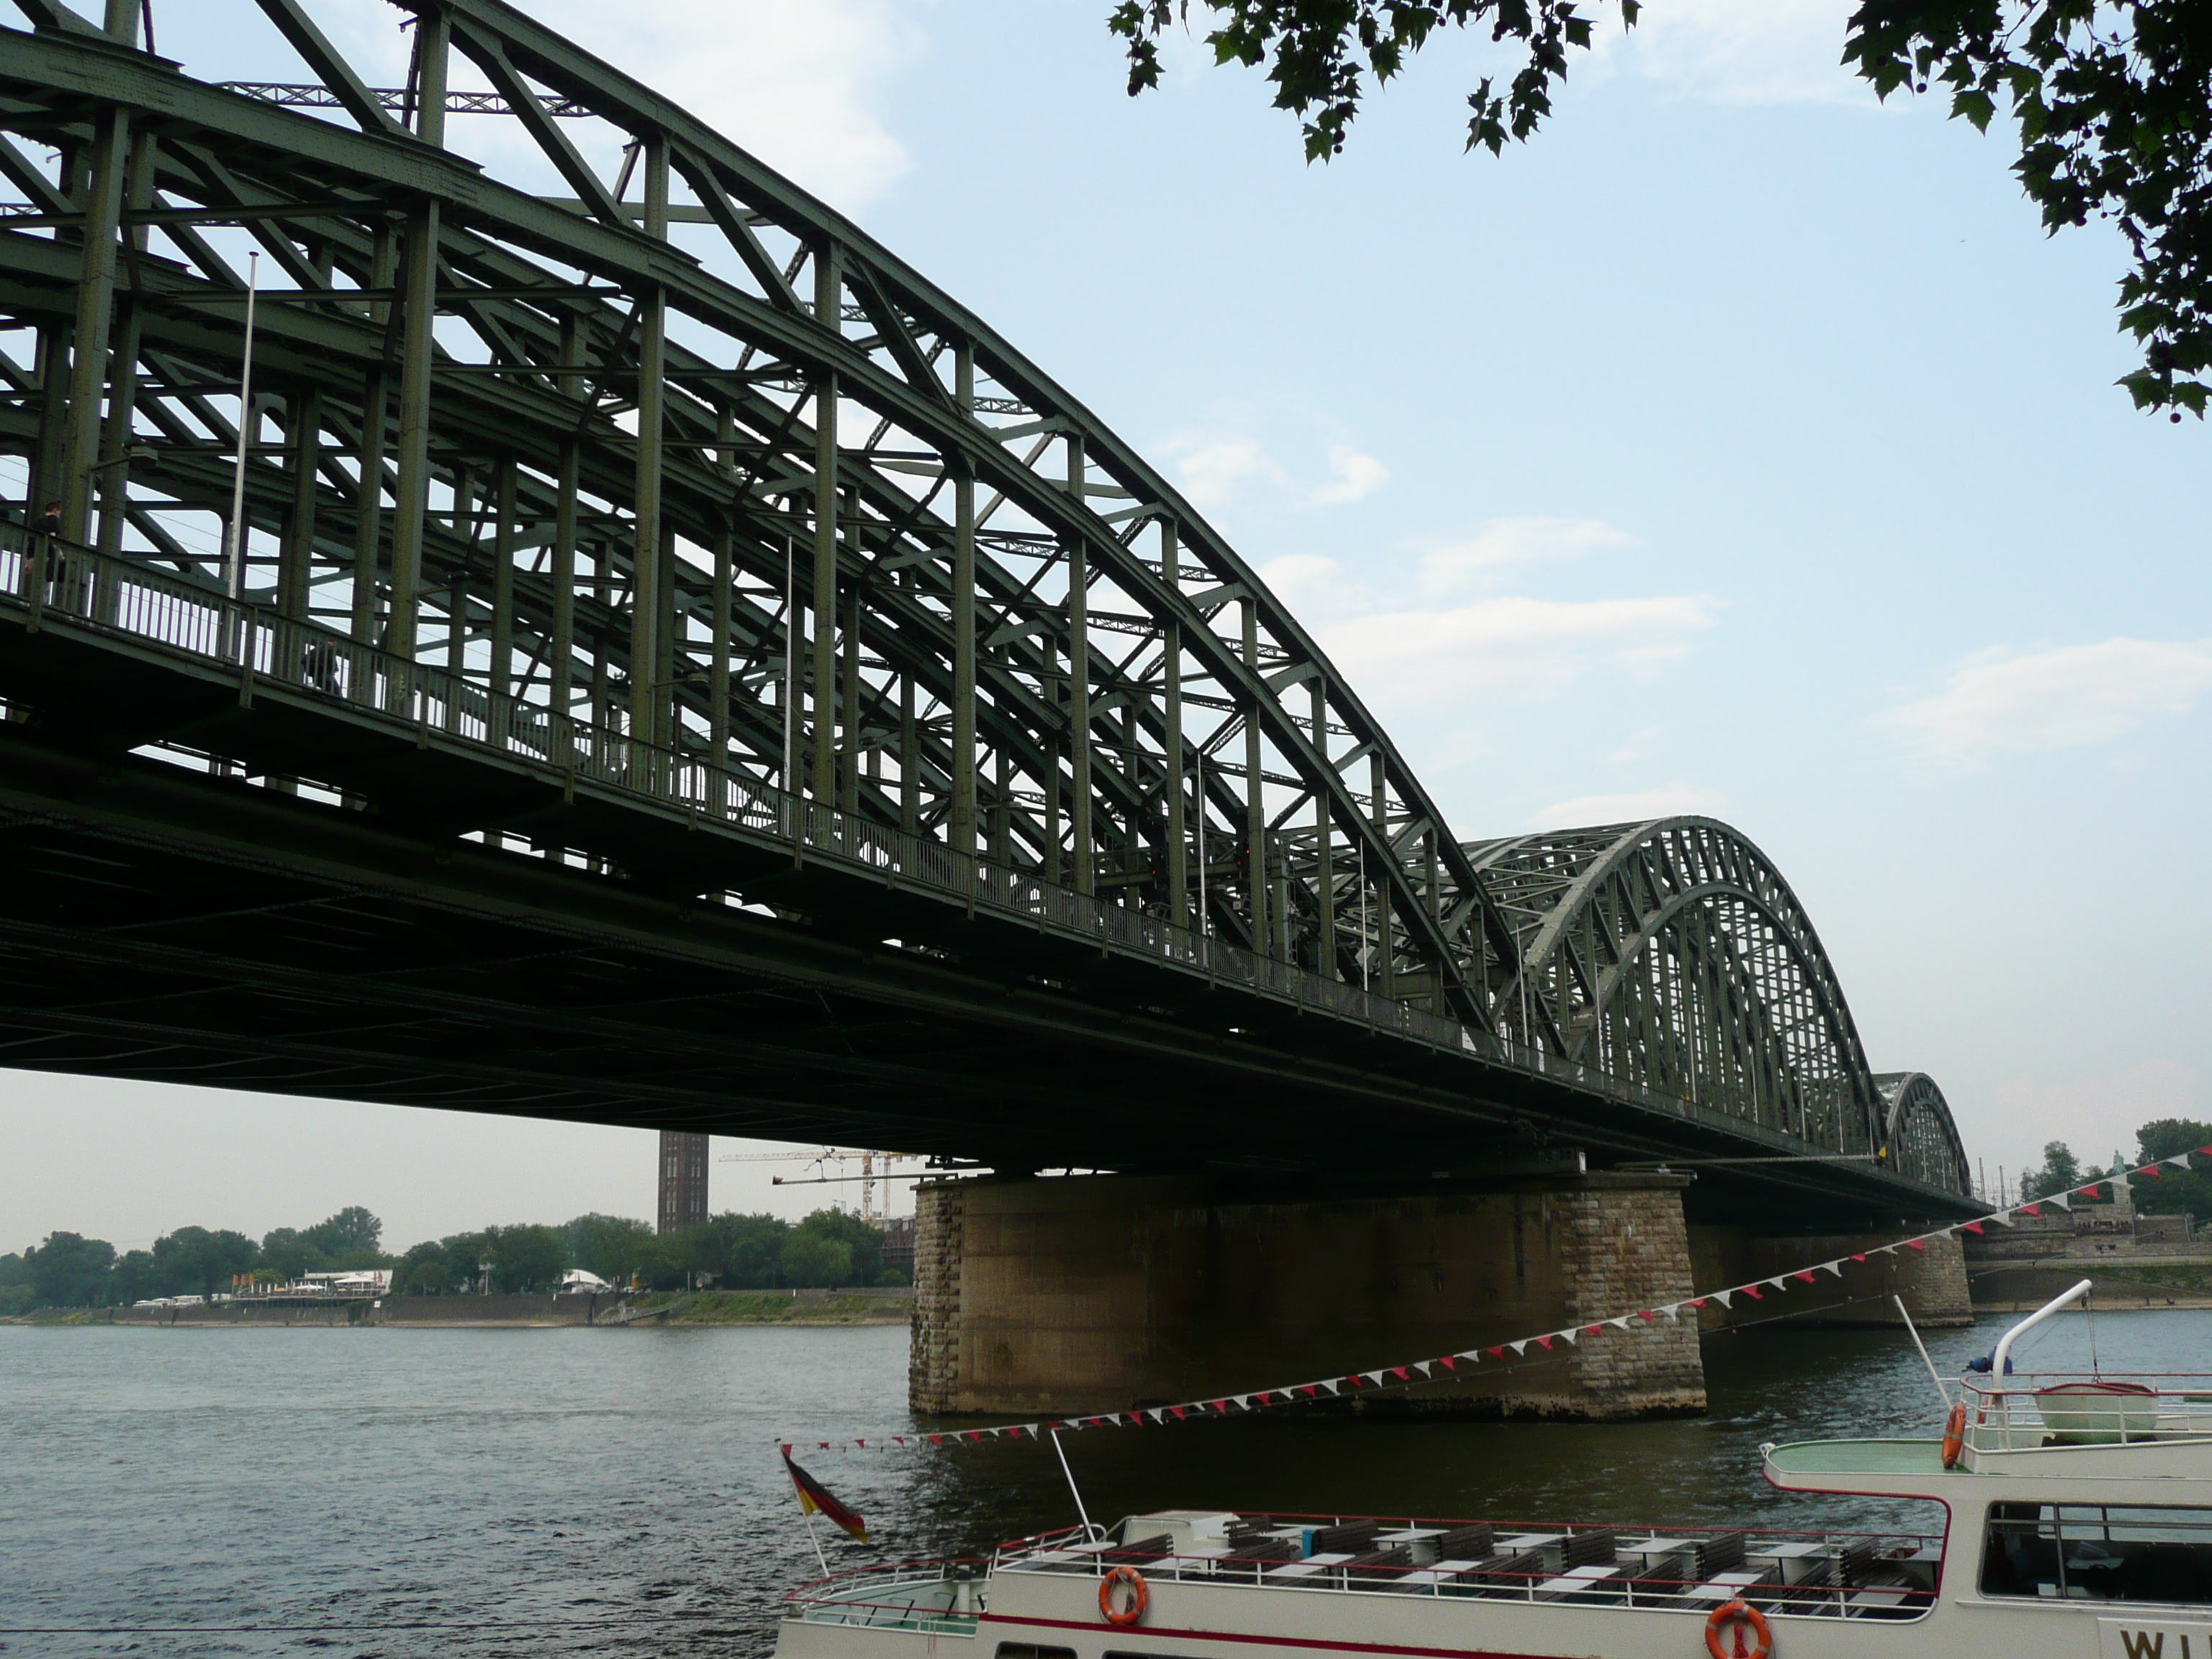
[992, 1646, 1076, 1659]
[1981, 1503, 2212, 1605]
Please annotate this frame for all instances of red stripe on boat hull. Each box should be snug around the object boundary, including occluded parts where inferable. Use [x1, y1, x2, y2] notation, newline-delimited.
[982, 1612, 1555, 1658]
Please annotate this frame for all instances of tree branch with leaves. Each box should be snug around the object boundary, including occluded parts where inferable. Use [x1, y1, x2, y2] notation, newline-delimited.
[1110, 0, 2210, 417]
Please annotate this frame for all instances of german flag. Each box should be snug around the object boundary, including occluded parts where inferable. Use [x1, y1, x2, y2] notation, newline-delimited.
[782, 1449, 868, 1543]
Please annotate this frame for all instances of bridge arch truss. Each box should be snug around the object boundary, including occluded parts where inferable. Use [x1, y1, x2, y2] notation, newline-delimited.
[1465, 819, 1966, 1195]
[0, 0, 1971, 1202]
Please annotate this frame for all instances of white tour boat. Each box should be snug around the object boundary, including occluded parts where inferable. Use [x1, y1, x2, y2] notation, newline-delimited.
[775, 1284, 2212, 1659]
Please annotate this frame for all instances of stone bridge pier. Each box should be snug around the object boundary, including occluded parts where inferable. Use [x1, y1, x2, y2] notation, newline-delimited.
[909, 1172, 1707, 1421]
[909, 1174, 1976, 1421]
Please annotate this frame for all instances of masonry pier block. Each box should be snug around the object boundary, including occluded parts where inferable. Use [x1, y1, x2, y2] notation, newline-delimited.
[910, 1172, 1704, 1421]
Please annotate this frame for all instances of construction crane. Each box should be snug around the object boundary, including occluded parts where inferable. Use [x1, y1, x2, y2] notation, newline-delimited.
[716, 1146, 919, 1225]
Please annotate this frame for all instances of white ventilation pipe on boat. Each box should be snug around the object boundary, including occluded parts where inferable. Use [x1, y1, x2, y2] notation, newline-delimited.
[1992, 1278, 2094, 1380]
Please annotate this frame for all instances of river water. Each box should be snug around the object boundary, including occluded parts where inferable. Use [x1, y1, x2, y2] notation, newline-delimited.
[2, 1310, 2204, 1658]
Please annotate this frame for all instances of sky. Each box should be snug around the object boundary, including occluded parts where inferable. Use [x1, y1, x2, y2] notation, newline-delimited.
[4, 0, 2206, 1254]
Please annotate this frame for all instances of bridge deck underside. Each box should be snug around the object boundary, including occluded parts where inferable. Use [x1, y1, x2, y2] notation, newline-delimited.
[0, 618, 1968, 1225]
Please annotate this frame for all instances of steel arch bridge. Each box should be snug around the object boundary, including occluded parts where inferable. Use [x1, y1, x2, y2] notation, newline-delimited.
[0, 0, 1974, 1215]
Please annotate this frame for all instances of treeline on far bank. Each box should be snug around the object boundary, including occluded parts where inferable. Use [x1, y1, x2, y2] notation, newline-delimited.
[1, 1205, 904, 1315]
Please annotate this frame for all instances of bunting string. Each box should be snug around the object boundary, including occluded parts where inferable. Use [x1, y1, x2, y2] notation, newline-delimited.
[773, 1144, 2211, 1457]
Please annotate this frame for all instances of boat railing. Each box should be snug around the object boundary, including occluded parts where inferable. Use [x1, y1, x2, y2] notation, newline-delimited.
[1961, 1372, 2212, 1454]
[779, 1557, 989, 1632]
[992, 1519, 1941, 1619]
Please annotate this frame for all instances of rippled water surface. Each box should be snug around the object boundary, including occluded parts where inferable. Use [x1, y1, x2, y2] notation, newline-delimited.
[3, 1309, 2205, 1657]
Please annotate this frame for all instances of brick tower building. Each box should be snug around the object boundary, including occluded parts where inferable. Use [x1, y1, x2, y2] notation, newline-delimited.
[657, 1130, 709, 1233]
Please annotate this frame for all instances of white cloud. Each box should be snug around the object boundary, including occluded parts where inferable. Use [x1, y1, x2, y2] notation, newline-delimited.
[1310, 586, 1720, 707]
[1875, 639, 2212, 768]
[1305, 444, 1390, 507]
[1587, 0, 1866, 107]
[297, 0, 917, 212]
[1159, 432, 1288, 508]
[1419, 516, 1638, 595]
[547, 1, 919, 208]
[1254, 553, 1365, 616]
[1529, 783, 1729, 830]
[1156, 427, 1389, 511]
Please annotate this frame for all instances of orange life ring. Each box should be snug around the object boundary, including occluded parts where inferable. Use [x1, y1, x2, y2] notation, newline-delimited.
[1941, 1401, 1967, 1469]
[1100, 1565, 1149, 1627]
[1704, 1597, 1772, 1659]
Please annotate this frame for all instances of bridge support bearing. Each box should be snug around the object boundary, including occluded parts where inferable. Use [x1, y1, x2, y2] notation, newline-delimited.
[1688, 1227, 1972, 1329]
[908, 1172, 1704, 1421]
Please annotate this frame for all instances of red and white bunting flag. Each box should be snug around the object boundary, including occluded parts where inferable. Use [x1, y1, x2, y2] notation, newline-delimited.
[2048, 1192, 2072, 1209]
[1905, 1238, 1927, 1252]
[1511, 1339, 1532, 1355]
[1961, 1220, 1985, 1234]
[1742, 1285, 1764, 1301]
[2020, 1203, 2043, 1218]
[1559, 1328, 1579, 1346]
[1792, 1270, 1817, 1285]
[1609, 1316, 1633, 1329]
[2139, 1164, 2163, 1180]
[1712, 1290, 1733, 1308]
[1819, 1262, 1844, 1277]
[2168, 1155, 2195, 1169]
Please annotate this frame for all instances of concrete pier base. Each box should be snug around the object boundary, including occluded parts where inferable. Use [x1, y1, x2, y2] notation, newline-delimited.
[909, 1172, 1704, 1421]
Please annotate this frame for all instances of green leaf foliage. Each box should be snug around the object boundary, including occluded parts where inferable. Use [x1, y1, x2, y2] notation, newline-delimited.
[1105, 1, 1631, 161]
[22, 1231, 117, 1309]
[781, 1230, 853, 1288]
[2134, 1118, 2212, 1223]
[6, 1204, 907, 1305]
[2023, 1138, 2083, 1199]
[1111, 0, 2212, 416]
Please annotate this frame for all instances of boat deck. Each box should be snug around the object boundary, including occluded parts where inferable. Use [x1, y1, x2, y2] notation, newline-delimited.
[786, 1511, 1945, 1631]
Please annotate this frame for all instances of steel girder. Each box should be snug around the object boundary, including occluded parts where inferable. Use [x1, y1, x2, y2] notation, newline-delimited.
[0, 0, 1529, 1032]
[1462, 818, 1971, 1195]
[0, 1, 1975, 1203]
[1873, 1072, 1972, 1198]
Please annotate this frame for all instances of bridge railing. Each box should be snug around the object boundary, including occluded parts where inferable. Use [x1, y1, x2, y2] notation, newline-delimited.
[0, 531, 1966, 1198]
[0, 532, 1465, 1036]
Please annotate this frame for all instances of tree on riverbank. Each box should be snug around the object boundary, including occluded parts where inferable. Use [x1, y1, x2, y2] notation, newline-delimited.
[2023, 1120, 2212, 1221]
[3, 1202, 907, 1310]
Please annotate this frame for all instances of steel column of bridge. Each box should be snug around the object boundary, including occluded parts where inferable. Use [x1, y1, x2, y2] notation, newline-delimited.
[0, 0, 1976, 1215]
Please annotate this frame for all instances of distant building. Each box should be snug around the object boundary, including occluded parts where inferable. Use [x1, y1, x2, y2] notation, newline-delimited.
[880, 1214, 915, 1277]
[658, 1130, 709, 1233]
